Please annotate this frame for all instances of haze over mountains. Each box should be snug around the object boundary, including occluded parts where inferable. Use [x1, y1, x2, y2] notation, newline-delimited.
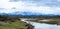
[0, 8, 59, 17]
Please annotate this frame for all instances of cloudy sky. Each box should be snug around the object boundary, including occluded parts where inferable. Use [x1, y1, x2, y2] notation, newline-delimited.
[0, 0, 60, 15]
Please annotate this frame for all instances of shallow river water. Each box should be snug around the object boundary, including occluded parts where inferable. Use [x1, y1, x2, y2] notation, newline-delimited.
[20, 18, 60, 29]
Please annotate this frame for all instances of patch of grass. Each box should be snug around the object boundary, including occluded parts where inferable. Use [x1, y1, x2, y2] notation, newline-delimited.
[0, 20, 27, 29]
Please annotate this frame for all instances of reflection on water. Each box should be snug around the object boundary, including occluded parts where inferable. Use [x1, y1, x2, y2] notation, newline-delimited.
[27, 21, 60, 29]
[21, 18, 60, 29]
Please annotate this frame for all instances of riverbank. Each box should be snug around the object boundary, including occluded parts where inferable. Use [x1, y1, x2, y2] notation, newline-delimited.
[20, 18, 60, 29]
[0, 19, 34, 29]
[20, 18, 34, 29]
[25, 18, 60, 25]
[0, 15, 34, 29]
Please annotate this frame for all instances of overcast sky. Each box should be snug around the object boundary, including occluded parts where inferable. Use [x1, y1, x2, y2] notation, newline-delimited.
[0, 0, 60, 15]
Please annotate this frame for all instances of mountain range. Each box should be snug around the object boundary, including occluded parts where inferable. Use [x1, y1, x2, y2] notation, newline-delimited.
[0, 11, 59, 17]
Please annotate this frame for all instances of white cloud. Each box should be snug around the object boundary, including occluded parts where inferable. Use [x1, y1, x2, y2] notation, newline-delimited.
[0, 9, 16, 13]
[0, 0, 60, 15]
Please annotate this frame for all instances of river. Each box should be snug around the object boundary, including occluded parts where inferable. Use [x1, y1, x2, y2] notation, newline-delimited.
[20, 18, 60, 29]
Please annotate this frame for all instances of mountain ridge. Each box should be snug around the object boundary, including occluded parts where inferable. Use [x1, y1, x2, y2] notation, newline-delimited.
[0, 12, 59, 17]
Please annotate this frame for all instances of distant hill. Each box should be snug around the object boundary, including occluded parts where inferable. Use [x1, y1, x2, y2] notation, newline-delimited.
[0, 12, 60, 18]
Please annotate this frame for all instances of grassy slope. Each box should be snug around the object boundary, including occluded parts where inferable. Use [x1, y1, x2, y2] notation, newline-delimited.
[0, 20, 27, 29]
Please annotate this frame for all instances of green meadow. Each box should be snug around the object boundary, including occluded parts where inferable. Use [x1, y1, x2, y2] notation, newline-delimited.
[0, 15, 34, 29]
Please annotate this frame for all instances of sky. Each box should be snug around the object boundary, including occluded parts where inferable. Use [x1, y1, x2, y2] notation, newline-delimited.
[0, 0, 60, 15]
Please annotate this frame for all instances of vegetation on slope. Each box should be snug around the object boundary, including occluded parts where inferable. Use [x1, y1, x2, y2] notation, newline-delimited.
[0, 15, 34, 29]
